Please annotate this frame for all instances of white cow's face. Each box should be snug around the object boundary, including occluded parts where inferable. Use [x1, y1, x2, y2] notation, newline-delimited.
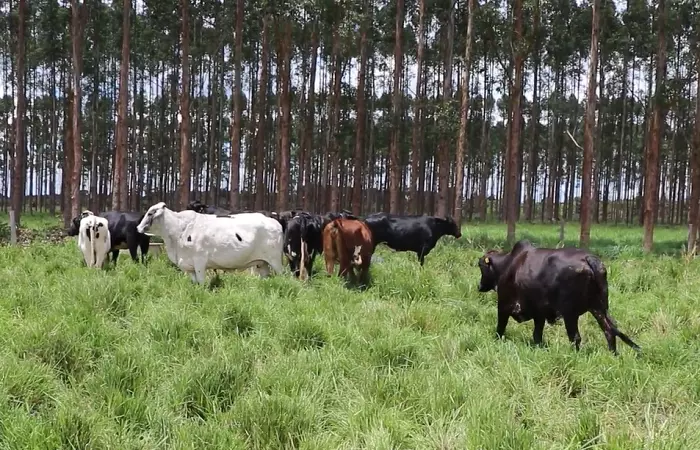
[137, 202, 167, 234]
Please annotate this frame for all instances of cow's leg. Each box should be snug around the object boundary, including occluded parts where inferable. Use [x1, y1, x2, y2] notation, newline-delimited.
[257, 263, 272, 278]
[590, 310, 617, 354]
[496, 305, 510, 339]
[111, 249, 119, 265]
[139, 238, 150, 264]
[193, 260, 207, 284]
[324, 254, 335, 276]
[532, 317, 545, 346]
[563, 315, 582, 351]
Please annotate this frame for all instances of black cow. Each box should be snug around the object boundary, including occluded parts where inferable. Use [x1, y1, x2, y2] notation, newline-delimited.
[67, 211, 151, 265]
[186, 200, 232, 216]
[477, 240, 641, 355]
[283, 212, 326, 279]
[362, 213, 462, 265]
[270, 210, 299, 233]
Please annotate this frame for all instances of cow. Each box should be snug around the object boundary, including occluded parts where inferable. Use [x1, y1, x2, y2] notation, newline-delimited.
[322, 217, 374, 287]
[283, 212, 326, 280]
[67, 210, 151, 265]
[363, 213, 462, 265]
[477, 239, 641, 355]
[270, 210, 298, 233]
[186, 200, 232, 216]
[77, 211, 111, 269]
[136, 202, 284, 284]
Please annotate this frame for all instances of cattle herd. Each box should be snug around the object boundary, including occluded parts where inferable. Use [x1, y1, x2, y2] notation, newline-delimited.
[63, 200, 641, 355]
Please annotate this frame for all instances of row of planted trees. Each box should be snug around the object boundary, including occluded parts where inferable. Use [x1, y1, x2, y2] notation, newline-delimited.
[0, 0, 699, 250]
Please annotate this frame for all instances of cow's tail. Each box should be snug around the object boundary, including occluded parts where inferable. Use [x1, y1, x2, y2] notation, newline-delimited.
[88, 218, 97, 267]
[585, 255, 641, 353]
[299, 234, 309, 281]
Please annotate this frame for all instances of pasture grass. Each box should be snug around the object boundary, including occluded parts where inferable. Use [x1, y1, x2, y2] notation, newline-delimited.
[0, 213, 699, 448]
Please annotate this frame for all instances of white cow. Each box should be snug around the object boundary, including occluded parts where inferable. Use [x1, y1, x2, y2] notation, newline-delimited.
[77, 211, 111, 268]
[136, 202, 284, 284]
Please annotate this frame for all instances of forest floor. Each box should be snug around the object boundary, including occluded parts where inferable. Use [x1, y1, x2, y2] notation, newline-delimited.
[0, 214, 698, 449]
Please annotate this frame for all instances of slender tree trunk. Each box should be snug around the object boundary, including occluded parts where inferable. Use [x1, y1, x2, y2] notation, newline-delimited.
[409, 0, 426, 214]
[229, 0, 243, 210]
[177, 0, 192, 209]
[436, 0, 455, 217]
[388, 0, 404, 214]
[580, 0, 599, 248]
[112, 0, 130, 211]
[302, 29, 318, 212]
[454, 0, 475, 220]
[687, 50, 700, 252]
[277, 20, 292, 211]
[11, 0, 27, 224]
[254, 16, 270, 211]
[328, 31, 343, 211]
[525, 0, 540, 221]
[70, 0, 85, 218]
[352, 5, 369, 215]
[643, 0, 666, 252]
[506, 0, 524, 243]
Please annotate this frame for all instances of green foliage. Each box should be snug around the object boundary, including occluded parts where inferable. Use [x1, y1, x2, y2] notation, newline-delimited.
[0, 216, 699, 447]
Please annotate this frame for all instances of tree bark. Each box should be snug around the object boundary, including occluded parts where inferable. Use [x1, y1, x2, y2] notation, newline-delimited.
[436, 0, 455, 217]
[229, 0, 243, 210]
[276, 19, 292, 211]
[643, 0, 666, 252]
[11, 0, 27, 224]
[525, 0, 540, 221]
[580, 0, 599, 248]
[70, 0, 85, 219]
[352, 4, 369, 215]
[388, 0, 404, 214]
[177, 0, 192, 209]
[302, 29, 318, 212]
[687, 49, 700, 252]
[112, 0, 130, 211]
[254, 16, 270, 211]
[454, 0, 475, 221]
[506, 0, 524, 243]
[409, 0, 426, 214]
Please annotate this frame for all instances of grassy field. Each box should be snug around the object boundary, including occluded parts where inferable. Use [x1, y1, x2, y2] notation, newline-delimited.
[1, 214, 699, 449]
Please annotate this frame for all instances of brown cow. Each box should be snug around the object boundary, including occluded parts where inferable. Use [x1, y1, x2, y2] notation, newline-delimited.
[322, 218, 374, 287]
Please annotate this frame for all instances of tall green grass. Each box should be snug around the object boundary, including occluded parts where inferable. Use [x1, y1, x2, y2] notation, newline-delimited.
[0, 216, 699, 448]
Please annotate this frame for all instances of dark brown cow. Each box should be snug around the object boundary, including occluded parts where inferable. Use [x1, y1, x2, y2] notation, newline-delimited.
[322, 218, 374, 287]
[477, 239, 641, 355]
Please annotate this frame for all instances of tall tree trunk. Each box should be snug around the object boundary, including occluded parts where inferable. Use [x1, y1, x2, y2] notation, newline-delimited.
[112, 0, 130, 211]
[70, 0, 85, 218]
[302, 29, 318, 212]
[328, 31, 343, 211]
[11, 0, 27, 224]
[506, 0, 524, 243]
[580, 0, 599, 248]
[525, 0, 540, 221]
[277, 20, 292, 211]
[409, 0, 426, 214]
[454, 0, 475, 220]
[254, 16, 270, 211]
[352, 4, 369, 215]
[229, 0, 243, 210]
[643, 0, 666, 252]
[177, 0, 192, 209]
[388, 0, 404, 214]
[687, 49, 700, 252]
[436, 0, 455, 217]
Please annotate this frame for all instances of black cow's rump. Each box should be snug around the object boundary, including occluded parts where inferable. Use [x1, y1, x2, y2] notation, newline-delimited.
[283, 212, 325, 279]
[477, 239, 641, 355]
[363, 213, 461, 265]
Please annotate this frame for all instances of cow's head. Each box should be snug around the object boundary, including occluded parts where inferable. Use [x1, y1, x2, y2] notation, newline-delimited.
[442, 215, 462, 239]
[137, 202, 167, 234]
[187, 200, 207, 214]
[477, 250, 504, 292]
[67, 210, 95, 236]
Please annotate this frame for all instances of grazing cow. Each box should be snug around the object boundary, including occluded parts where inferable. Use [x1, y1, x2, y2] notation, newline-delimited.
[477, 240, 641, 355]
[67, 210, 151, 264]
[136, 202, 284, 284]
[283, 212, 326, 280]
[363, 213, 462, 265]
[77, 211, 111, 268]
[270, 210, 298, 233]
[322, 217, 374, 287]
[186, 200, 232, 216]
